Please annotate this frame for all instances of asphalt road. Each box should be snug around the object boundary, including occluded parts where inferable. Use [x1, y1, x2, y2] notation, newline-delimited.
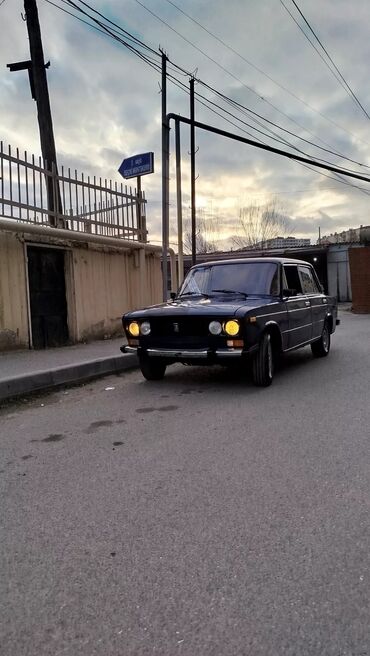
[1, 310, 370, 656]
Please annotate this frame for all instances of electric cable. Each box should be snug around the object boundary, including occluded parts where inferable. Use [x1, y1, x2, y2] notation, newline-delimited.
[288, 0, 370, 119]
[161, 0, 368, 142]
[57, 0, 370, 168]
[280, 0, 369, 120]
[44, 0, 370, 197]
[135, 0, 370, 150]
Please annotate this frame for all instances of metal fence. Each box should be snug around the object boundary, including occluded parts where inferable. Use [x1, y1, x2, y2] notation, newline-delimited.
[0, 142, 147, 241]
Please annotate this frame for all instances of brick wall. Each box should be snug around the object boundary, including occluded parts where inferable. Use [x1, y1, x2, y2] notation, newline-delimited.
[349, 247, 370, 313]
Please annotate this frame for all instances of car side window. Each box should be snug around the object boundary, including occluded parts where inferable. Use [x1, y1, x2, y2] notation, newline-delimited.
[269, 268, 279, 296]
[283, 265, 303, 294]
[298, 266, 320, 294]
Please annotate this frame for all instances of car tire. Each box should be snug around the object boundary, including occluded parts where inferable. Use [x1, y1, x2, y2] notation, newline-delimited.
[252, 332, 274, 387]
[139, 357, 167, 381]
[311, 320, 331, 358]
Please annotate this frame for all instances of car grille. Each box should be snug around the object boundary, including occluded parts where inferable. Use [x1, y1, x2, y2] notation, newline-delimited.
[149, 317, 212, 337]
[142, 317, 217, 349]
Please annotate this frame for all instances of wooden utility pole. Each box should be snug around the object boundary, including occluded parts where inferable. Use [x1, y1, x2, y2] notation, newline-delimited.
[8, 0, 62, 225]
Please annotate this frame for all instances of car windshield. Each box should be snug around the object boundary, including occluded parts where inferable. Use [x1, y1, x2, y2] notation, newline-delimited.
[179, 262, 279, 297]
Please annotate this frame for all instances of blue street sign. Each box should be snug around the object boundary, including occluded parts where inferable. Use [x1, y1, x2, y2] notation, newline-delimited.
[118, 152, 154, 179]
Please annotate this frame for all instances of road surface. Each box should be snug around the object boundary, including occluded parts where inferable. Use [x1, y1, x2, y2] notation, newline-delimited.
[1, 310, 370, 655]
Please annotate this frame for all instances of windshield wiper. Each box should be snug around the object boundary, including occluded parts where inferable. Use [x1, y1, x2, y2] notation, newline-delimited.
[179, 291, 209, 298]
[212, 289, 249, 298]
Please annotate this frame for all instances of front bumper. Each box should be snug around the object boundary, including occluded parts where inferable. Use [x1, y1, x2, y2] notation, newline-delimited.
[121, 345, 246, 359]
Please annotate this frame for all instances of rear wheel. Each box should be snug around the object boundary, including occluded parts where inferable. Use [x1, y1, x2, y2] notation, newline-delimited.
[252, 332, 274, 387]
[139, 357, 167, 380]
[311, 321, 330, 357]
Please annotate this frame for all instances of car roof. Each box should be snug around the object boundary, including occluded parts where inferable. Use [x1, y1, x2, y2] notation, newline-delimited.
[190, 256, 310, 269]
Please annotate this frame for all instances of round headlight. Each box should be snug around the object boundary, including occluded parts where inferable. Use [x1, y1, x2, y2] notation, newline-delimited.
[209, 320, 222, 335]
[140, 321, 151, 336]
[128, 321, 140, 337]
[224, 320, 240, 336]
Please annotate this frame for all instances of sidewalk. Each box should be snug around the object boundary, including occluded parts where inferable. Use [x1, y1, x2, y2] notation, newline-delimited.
[0, 336, 137, 403]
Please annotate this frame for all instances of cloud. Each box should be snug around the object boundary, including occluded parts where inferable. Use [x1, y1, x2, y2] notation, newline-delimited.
[1, 0, 370, 250]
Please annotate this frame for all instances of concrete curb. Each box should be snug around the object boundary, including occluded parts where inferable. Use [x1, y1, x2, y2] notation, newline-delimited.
[0, 353, 138, 403]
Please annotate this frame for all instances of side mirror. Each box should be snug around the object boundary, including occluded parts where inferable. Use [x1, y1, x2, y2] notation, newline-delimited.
[283, 288, 297, 297]
[170, 292, 177, 301]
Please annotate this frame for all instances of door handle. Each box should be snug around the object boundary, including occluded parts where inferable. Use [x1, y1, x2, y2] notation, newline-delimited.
[322, 298, 327, 304]
[305, 300, 310, 306]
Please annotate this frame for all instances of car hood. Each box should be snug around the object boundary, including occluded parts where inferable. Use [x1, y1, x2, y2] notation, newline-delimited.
[124, 296, 270, 319]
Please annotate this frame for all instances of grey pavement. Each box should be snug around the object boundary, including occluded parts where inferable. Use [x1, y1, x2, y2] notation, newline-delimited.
[1, 309, 370, 656]
[0, 335, 134, 403]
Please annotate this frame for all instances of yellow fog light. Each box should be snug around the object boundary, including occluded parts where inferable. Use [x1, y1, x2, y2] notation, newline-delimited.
[128, 321, 140, 337]
[224, 320, 240, 336]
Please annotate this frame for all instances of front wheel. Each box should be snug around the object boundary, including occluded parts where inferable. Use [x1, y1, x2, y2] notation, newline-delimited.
[252, 333, 274, 387]
[139, 357, 167, 381]
[311, 321, 331, 357]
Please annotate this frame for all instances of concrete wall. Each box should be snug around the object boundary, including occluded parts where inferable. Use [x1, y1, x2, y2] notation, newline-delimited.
[0, 229, 162, 350]
[0, 232, 29, 349]
[67, 244, 162, 342]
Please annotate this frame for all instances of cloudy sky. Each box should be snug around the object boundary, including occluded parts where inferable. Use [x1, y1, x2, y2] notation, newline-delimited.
[1, 0, 370, 249]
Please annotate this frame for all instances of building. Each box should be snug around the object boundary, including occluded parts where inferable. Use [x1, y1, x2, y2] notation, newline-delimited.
[252, 236, 311, 249]
[319, 227, 361, 245]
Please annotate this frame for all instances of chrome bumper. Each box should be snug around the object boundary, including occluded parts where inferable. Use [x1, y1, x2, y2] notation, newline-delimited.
[122, 346, 243, 358]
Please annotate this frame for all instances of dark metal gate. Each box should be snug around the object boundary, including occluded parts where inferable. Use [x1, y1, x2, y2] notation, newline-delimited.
[27, 246, 69, 348]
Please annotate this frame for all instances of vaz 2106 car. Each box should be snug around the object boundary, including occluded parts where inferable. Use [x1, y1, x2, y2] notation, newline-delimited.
[121, 257, 340, 387]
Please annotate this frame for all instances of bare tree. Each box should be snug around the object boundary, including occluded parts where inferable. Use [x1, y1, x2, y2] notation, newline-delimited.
[183, 205, 222, 254]
[232, 199, 291, 249]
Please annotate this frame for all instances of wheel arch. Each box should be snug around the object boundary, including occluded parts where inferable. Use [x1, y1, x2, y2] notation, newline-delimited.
[326, 313, 334, 333]
[263, 321, 283, 354]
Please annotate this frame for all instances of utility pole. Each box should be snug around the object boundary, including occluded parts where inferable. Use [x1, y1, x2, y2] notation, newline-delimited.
[8, 0, 62, 226]
[161, 50, 169, 301]
[190, 76, 196, 266]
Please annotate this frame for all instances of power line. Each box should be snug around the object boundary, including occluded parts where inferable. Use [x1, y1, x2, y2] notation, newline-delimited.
[289, 0, 370, 120]
[196, 79, 370, 170]
[161, 0, 368, 145]
[134, 0, 355, 151]
[136, 0, 370, 153]
[67, 0, 159, 56]
[166, 67, 370, 185]
[44, 0, 152, 51]
[280, 0, 370, 120]
[167, 71, 370, 197]
[169, 113, 370, 183]
[58, 0, 163, 73]
[57, 0, 370, 170]
[43, 0, 370, 198]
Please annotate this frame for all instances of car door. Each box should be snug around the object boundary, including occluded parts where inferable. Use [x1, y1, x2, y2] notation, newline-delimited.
[283, 264, 312, 349]
[298, 264, 327, 340]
